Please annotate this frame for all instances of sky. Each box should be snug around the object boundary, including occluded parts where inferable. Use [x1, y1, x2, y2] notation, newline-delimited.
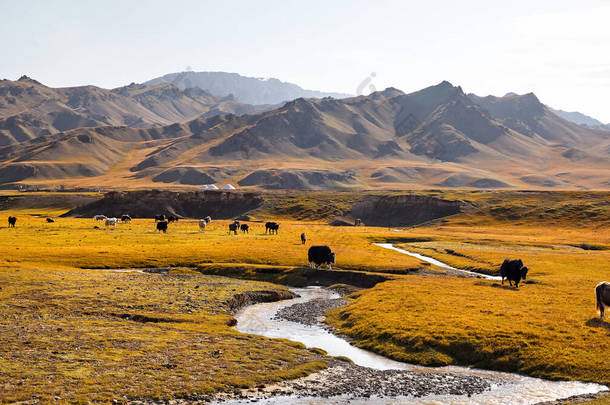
[1, 0, 609, 122]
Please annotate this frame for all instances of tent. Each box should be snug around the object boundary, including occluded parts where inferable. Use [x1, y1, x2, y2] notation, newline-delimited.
[207, 184, 219, 190]
[200, 185, 209, 190]
[221, 184, 236, 190]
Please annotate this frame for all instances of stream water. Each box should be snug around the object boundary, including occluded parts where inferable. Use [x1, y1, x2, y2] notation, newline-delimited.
[231, 287, 607, 404]
[373, 243, 501, 280]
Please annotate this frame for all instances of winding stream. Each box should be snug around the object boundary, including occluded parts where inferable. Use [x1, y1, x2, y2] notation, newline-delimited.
[232, 287, 607, 404]
[373, 243, 501, 280]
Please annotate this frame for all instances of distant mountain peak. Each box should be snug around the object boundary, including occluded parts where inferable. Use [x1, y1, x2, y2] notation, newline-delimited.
[144, 71, 351, 105]
[548, 106, 608, 129]
[17, 75, 41, 85]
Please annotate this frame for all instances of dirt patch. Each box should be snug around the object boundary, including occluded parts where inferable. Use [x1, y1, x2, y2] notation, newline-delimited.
[341, 194, 468, 227]
[0, 193, 99, 211]
[62, 190, 263, 218]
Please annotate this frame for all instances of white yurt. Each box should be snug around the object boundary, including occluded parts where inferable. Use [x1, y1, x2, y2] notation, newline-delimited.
[200, 185, 210, 190]
[221, 184, 236, 190]
[207, 184, 219, 190]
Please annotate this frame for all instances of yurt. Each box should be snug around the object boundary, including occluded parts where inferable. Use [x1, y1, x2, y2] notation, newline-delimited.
[207, 184, 219, 190]
[221, 184, 236, 190]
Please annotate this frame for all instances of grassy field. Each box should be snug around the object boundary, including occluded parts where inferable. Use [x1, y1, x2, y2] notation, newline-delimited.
[0, 210, 424, 271]
[0, 205, 424, 402]
[0, 265, 328, 402]
[1, 190, 609, 402]
[327, 192, 610, 388]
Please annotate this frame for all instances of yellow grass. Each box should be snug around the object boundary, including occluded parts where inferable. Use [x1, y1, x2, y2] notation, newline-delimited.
[327, 203, 610, 387]
[0, 265, 327, 402]
[2, 190, 610, 402]
[0, 210, 424, 271]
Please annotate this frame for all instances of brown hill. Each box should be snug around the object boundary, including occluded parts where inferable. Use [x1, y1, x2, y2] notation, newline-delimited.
[1, 81, 609, 190]
[0, 76, 268, 146]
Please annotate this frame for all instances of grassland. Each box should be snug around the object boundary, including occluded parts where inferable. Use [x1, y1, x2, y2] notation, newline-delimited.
[0, 204, 424, 402]
[0, 210, 424, 271]
[1, 190, 609, 402]
[0, 265, 329, 402]
[327, 191, 610, 388]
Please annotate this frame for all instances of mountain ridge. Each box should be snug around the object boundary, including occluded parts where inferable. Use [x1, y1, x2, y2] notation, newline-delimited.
[1, 80, 609, 190]
[0, 76, 270, 146]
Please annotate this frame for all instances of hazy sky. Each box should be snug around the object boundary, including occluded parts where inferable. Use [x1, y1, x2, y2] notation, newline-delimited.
[2, 0, 609, 122]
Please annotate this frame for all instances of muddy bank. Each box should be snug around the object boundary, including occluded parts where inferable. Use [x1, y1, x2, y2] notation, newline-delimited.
[198, 264, 391, 289]
[224, 289, 297, 314]
[536, 392, 610, 405]
[62, 189, 263, 218]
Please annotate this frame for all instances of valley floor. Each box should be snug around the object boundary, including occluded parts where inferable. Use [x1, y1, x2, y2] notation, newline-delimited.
[0, 190, 609, 403]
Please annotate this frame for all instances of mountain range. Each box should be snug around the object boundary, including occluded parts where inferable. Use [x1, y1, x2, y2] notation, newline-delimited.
[0, 76, 271, 146]
[1, 78, 608, 190]
[144, 71, 350, 105]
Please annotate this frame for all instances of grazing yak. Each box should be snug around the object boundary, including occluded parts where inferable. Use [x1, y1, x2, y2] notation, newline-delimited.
[94, 215, 106, 222]
[46, 218, 55, 223]
[121, 215, 131, 223]
[8, 216, 17, 228]
[204, 216, 212, 224]
[265, 222, 279, 234]
[199, 219, 207, 232]
[308, 245, 336, 269]
[105, 218, 118, 228]
[228, 223, 239, 235]
[240, 224, 249, 233]
[500, 259, 529, 288]
[167, 215, 179, 223]
[301, 232, 307, 244]
[596, 282, 610, 321]
[156, 221, 168, 233]
[154, 215, 166, 222]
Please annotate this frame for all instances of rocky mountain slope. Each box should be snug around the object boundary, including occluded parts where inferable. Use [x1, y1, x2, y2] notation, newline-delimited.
[0, 76, 268, 146]
[144, 71, 350, 105]
[1, 81, 609, 190]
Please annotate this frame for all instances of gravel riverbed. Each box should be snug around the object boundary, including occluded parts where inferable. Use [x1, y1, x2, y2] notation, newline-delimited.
[212, 359, 490, 403]
[273, 297, 348, 327]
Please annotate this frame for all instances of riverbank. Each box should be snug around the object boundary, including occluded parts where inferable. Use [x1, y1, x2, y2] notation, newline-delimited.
[223, 287, 606, 405]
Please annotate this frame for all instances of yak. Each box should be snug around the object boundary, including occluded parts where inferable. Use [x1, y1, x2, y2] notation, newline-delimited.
[500, 259, 529, 288]
[308, 245, 336, 269]
[8, 216, 17, 227]
[265, 222, 279, 234]
[596, 282, 610, 321]
[156, 221, 168, 233]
